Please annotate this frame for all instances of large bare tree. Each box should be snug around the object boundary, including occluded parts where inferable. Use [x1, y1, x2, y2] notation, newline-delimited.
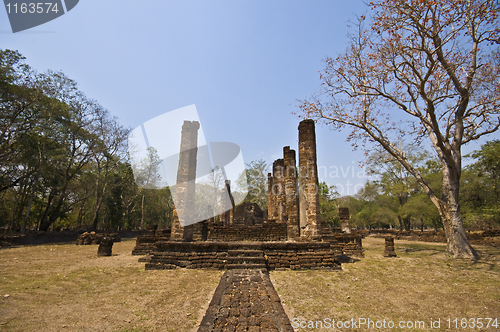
[298, 0, 499, 258]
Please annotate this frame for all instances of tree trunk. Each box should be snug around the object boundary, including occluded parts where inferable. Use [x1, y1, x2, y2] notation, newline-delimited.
[91, 160, 102, 231]
[23, 146, 43, 234]
[397, 216, 404, 230]
[403, 216, 411, 231]
[436, 165, 477, 259]
[39, 187, 57, 231]
[22, 176, 40, 234]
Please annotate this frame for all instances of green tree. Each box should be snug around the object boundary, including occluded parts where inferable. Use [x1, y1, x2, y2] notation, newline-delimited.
[1, 49, 130, 232]
[318, 182, 340, 226]
[461, 140, 500, 229]
[236, 160, 269, 209]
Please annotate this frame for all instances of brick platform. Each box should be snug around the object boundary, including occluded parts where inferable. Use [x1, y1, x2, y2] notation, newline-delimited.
[145, 242, 342, 271]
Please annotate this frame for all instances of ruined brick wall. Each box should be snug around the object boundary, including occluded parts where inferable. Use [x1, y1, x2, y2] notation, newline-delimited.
[146, 242, 229, 269]
[132, 227, 171, 255]
[233, 202, 264, 226]
[262, 242, 341, 270]
[76, 232, 121, 245]
[145, 241, 342, 270]
[207, 222, 287, 242]
[333, 233, 364, 258]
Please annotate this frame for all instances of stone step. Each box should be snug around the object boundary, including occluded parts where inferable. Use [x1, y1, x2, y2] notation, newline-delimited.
[321, 236, 338, 242]
[227, 242, 262, 250]
[226, 256, 266, 264]
[227, 249, 264, 257]
[226, 263, 267, 270]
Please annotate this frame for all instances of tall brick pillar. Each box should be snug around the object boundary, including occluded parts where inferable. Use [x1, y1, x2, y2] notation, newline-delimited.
[267, 172, 274, 221]
[219, 180, 234, 227]
[272, 159, 285, 222]
[298, 119, 322, 239]
[283, 146, 300, 240]
[220, 190, 230, 227]
[170, 121, 199, 241]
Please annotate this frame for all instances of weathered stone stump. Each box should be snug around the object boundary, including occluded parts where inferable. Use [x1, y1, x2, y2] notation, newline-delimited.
[339, 207, 351, 234]
[384, 236, 397, 257]
[97, 237, 114, 256]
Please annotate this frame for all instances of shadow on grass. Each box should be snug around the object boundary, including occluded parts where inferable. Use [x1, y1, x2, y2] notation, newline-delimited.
[395, 244, 445, 257]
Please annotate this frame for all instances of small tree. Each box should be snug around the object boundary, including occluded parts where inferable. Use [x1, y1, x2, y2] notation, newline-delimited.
[236, 160, 269, 209]
[299, 0, 499, 258]
[318, 182, 340, 226]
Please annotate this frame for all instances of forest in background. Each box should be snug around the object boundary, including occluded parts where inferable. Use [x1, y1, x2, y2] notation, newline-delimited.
[1, 49, 498, 234]
[0, 49, 173, 233]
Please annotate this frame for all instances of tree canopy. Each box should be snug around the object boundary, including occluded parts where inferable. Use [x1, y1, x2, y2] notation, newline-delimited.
[0, 49, 173, 233]
[298, 0, 500, 258]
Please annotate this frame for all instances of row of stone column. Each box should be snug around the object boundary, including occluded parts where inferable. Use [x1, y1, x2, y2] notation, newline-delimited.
[267, 120, 322, 240]
[170, 118, 327, 241]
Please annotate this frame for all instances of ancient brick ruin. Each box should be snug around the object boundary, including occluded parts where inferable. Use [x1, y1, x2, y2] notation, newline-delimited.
[136, 119, 363, 271]
[76, 231, 121, 245]
[132, 224, 170, 256]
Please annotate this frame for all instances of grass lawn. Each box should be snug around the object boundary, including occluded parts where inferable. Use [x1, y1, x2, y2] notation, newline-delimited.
[271, 237, 500, 331]
[0, 239, 222, 332]
[1, 236, 499, 331]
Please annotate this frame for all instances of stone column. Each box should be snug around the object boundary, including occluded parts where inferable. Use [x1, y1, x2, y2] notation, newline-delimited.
[220, 190, 230, 227]
[298, 119, 322, 239]
[272, 159, 285, 222]
[225, 180, 235, 226]
[267, 172, 274, 221]
[339, 207, 351, 234]
[170, 120, 199, 241]
[384, 236, 397, 257]
[206, 205, 214, 240]
[283, 146, 299, 240]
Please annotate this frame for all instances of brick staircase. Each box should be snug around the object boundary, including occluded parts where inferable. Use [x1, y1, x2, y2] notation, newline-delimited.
[225, 242, 267, 269]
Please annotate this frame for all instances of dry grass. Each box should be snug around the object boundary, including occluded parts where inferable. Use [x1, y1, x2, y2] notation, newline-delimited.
[1, 237, 499, 332]
[271, 237, 500, 331]
[0, 239, 222, 332]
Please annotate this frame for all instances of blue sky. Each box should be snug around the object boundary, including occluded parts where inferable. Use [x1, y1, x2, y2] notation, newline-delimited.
[2, 1, 498, 196]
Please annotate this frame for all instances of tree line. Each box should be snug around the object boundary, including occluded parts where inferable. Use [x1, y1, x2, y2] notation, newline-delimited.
[318, 142, 500, 232]
[243, 139, 499, 235]
[0, 49, 173, 233]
